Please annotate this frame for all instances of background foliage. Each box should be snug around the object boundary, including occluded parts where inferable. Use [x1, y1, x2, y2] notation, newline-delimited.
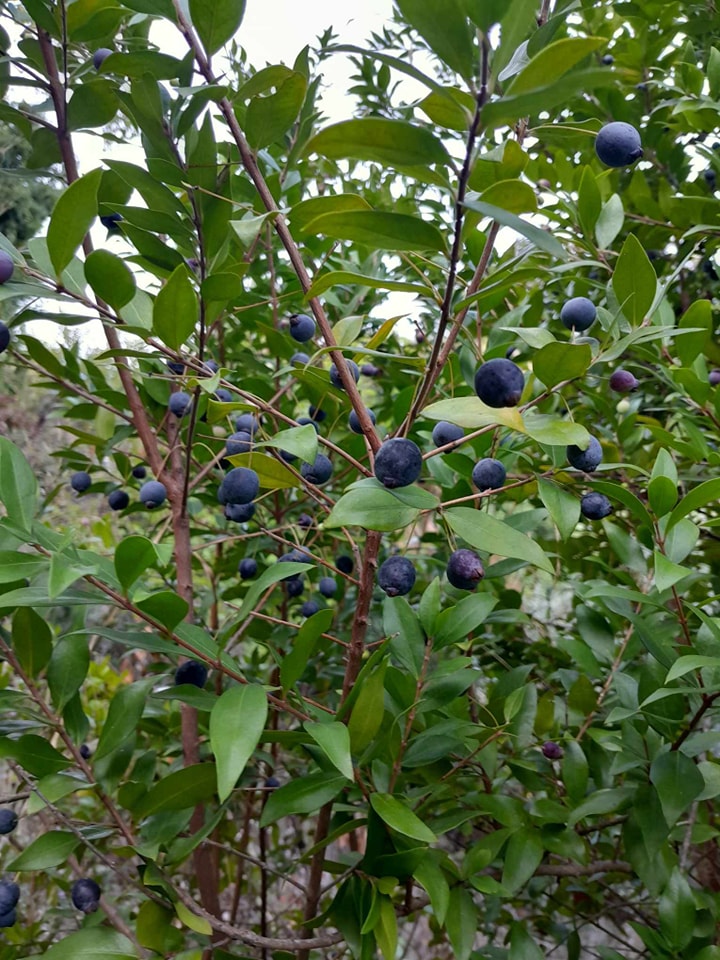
[0, 0, 719, 958]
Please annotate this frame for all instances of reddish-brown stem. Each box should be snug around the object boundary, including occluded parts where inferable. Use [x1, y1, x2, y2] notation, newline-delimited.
[297, 801, 333, 960]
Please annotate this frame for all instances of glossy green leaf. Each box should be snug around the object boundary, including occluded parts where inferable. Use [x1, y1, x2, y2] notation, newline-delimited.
[0, 734, 71, 777]
[533, 342, 592, 389]
[235, 560, 313, 621]
[7, 831, 78, 870]
[280, 609, 334, 692]
[501, 828, 543, 893]
[434, 593, 497, 646]
[445, 886, 477, 960]
[480, 178, 537, 215]
[305, 270, 433, 300]
[246, 72, 307, 149]
[446, 507, 553, 573]
[422, 396, 525, 432]
[153, 265, 198, 350]
[260, 771, 346, 826]
[667, 479, 720, 530]
[115, 536, 158, 592]
[370, 793, 436, 843]
[506, 37, 605, 94]
[577, 166, 602, 235]
[653, 551, 690, 592]
[305, 118, 448, 167]
[98, 51, 186, 79]
[38, 928, 136, 960]
[26, 772, 90, 815]
[47, 634, 89, 710]
[259, 425, 318, 464]
[395, 0, 475, 78]
[189, 0, 246, 55]
[0, 552, 46, 583]
[650, 750, 704, 826]
[291, 193, 372, 232]
[12, 606, 51, 678]
[659, 868, 696, 949]
[522, 415, 591, 447]
[136, 591, 188, 631]
[613, 233, 657, 325]
[301, 210, 445, 253]
[562, 741, 589, 800]
[676, 299, 712, 365]
[464, 198, 567, 260]
[134, 763, 218, 816]
[47, 168, 102, 275]
[383, 596, 425, 677]
[84, 249, 136, 310]
[210, 684, 267, 802]
[95, 678, 155, 761]
[595, 193, 624, 248]
[325, 486, 419, 532]
[305, 721, 354, 780]
[0, 437, 38, 533]
[537, 478, 580, 540]
[176, 900, 213, 935]
[347, 660, 387, 753]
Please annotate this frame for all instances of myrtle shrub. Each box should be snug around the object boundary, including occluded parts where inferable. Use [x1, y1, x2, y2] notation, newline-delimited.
[0, 0, 719, 958]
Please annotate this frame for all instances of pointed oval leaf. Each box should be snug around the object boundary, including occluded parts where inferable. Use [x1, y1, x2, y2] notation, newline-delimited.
[84, 249, 136, 310]
[38, 929, 136, 960]
[115, 535, 158, 592]
[613, 233, 657, 326]
[301, 210, 445, 253]
[47, 634, 90, 710]
[134, 763, 218, 816]
[533, 342, 592, 389]
[305, 721, 354, 780]
[305, 118, 449, 167]
[370, 793, 436, 843]
[210, 684, 268, 802]
[188, 0, 247, 56]
[7, 831, 78, 870]
[95, 677, 155, 761]
[153, 265, 198, 350]
[0, 437, 38, 533]
[446, 507, 553, 573]
[260, 771, 346, 826]
[47, 168, 103, 275]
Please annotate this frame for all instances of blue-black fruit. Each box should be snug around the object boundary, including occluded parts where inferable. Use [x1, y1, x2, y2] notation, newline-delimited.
[567, 436, 603, 473]
[580, 492, 612, 520]
[348, 408, 376, 434]
[289, 313, 316, 342]
[169, 392, 192, 418]
[374, 438, 422, 489]
[432, 421, 464, 448]
[235, 413, 259, 435]
[446, 549, 484, 590]
[286, 578, 304, 598]
[360, 363, 381, 377]
[542, 741, 564, 760]
[297, 513, 313, 528]
[71, 471, 92, 493]
[291, 352, 310, 366]
[308, 405, 326, 423]
[609, 369, 639, 392]
[166, 360, 185, 375]
[139, 480, 167, 509]
[560, 297, 596, 332]
[100, 212, 122, 232]
[0, 909, 15, 928]
[471, 458, 506, 492]
[474, 358, 524, 408]
[71, 878, 101, 913]
[710, 370, 720, 387]
[330, 359, 360, 390]
[265, 776, 280, 788]
[278, 549, 310, 580]
[0, 882, 19, 915]
[175, 660, 208, 688]
[239, 558, 258, 579]
[215, 388, 233, 403]
[0, 252, 14, 285]
[204, 360, 220, 374]
[601, 53, 614, 65]
[595, 121, 643, 167]
[377, 556, 416, 597]
[301, 454, 333, 485]
[225, 502, 256, 523]
[132, 465, 147, 479]
[79, 744, 92, 760]
[226, 431, 252, 456]
[0, 322, 9, 353]
[704, 168, 717, 187]
[319, 577, 337, 597]
[297, 417, 320, 433]
[220, 467, 259, 505]
[336, 555, 353, 575]
[93, 48, 113, 70]
[0, 810, 17, 835]
[108, 489, 129, 511]
[301, 599, 320, 617]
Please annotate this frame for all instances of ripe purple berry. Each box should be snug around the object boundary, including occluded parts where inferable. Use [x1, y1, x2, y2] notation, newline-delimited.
[474, 358, 524, 408]
[446, 549, 485, 591]
[378, 556, 416, 597]
[595, 121, 643, 168]
[541, 741, 564, 760]
[609, 369, 639, 392]
[374, 438, 422, 489]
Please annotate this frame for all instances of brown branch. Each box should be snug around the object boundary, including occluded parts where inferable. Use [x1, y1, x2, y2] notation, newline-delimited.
[297, 801, 334, 960]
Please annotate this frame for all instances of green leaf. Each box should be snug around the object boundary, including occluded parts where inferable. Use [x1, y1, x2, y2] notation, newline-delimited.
[480, 178, 537, 215]
[659, 867, 696, 949]
[522, 415, 590, 447]
[290, 193, 372, 232]
[510, 923, 544, 960]
[47, 634, 89, 710]
[95, 678, 155, 761]
[153, 265, 198, 350]
[7, 831, 78, 870]
[446, 507, 553, 574]
[224, 452, 299, 490]
[533, 342, 592, 389]
[395, 0, 475, 78]
[115, 536, 158, 592]
[666, 655, 720, 682]
[259, 425, 318, 464]
[463, 198, 567, 260]
[677, 299, 712, 365]
[654, 551, 690, 592]
[84, 249, 136, 310]
[12, 607, 51, 678]
[305, 721, 354, 780]
[301, 210, 445, 253]
[210, 684, 267, 802]
[445, 886, 477, 960]
[383, 596, 425, 677]
[305, 270, 433, 300]
[370, 794, 436, 843]
[175, 900, 213, 936]
[305, 118, 449, 167]
[562, 741, 589, 800]
[501, 828, 543, 893]
[417, 88, 475, 131]
[99, 51, 185, 79]
[47, 168, 102, 275]
[324, 486, 419, 532]
[506, 37, 605, 94]
[38, 928, 136, 960]
[136, 591, 188, 631]
[0, 437, 38, 533]
[567, 787, 635, 827]
[577, 166, 602, 236]
[667, 479, 720, 530]
[135, 763, 218, 816]
[376, 895, 398, 960]
[235, 560, 313, 621]
[348, 660, 387, 753]
[0, 552, 46, 584]
[422, 396, 525, 432]
[537, 478, 580, 540]
[434, 593, 497, 646]
[595, 193, 624, 248]
[189, 0, 246, 55]
[229, 211, 278, 247]
[612, 233, 657, 326]
[650, 751, 704, 826]
[0, 734, 71, 777]
[246, 72, 306, 149]
[26, 772, 90, 815]
[260, 771, 346, 826]
[280, 609, 334, 692]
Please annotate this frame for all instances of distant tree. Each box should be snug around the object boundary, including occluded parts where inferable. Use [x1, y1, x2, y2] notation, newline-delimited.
[0, 125, 58, 245]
